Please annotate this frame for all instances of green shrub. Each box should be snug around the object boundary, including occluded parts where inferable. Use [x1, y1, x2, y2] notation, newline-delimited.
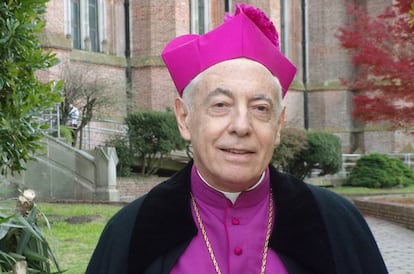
[348, 153, 414, 188]
[126, 111, 186, 175]
[105, 134, 133, 177]
[272, 127, 308, 173]
[273, 130, 342, 179]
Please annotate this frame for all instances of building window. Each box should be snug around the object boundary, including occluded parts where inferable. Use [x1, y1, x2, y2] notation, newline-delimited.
[225, 0, 232, 13]
[191, 0, 210, 34]
[67, 0, 105, 52]
[89, 0, 99, 52]
[71, 0, 81, 49]
[281, 0, 291, 56]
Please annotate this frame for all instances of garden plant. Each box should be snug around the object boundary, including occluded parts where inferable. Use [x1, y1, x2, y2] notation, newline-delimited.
[0, 189, 62, 273]
[273, 129, 342, 179]
[348, 153, 414, 188]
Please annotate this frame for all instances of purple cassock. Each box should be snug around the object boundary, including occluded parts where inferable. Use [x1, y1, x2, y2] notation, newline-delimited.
[171, 166, 288, 274]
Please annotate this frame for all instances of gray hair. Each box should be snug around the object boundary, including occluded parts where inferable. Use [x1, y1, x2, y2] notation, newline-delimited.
[181, 73, 201, 112]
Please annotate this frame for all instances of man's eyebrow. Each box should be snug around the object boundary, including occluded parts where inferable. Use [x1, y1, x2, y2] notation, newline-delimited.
[205, 88, 275, 106]
[251, 94, 274, 106]
[205, 87, 233, 100]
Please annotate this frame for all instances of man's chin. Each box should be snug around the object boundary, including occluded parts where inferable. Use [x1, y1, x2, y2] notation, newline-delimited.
[215, 173, 261, 192]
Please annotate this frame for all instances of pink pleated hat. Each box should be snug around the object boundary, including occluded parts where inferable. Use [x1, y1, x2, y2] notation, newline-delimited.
[161, 4, 297, 97]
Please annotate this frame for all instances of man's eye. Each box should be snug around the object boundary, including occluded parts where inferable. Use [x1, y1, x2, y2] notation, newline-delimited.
[253, 105, 270, 112]
[251, 104, 273, 121]
[255, 105, 268, 112]
[208, 102, 230, 116]
[214, 102, 227, 108]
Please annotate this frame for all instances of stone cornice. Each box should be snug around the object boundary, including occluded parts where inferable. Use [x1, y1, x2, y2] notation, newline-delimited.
[70, 50, 126, 67]
[38, 32, 72, 49]
[130, 55, 165, 68]
[290, 80, 347, 91]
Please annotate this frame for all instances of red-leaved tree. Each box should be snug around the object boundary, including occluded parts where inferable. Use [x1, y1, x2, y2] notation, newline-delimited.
[336, 0, 414, 127]
[411, 1, 414, 25]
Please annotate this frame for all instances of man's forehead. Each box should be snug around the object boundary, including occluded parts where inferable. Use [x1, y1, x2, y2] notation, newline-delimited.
[195, 59, 273, 86]
[205, 87, 274, 100]
[196, 85, 279, 107]
[192, 61, 281, 98]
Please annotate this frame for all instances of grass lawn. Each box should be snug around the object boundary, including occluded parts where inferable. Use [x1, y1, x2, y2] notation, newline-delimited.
[329, 184, 414, 196]
[37, 202, 123, 274]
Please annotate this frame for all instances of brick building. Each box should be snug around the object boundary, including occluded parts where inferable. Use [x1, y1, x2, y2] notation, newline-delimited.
[40, 0, 413, 153]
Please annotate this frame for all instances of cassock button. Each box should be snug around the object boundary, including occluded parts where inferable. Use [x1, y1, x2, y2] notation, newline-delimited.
[232, 217, 240, 225]
[234, 247, 243, 256]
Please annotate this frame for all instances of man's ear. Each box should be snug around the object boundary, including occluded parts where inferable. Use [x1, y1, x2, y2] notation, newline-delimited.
[274, 107, 286, 147]
[174, 97, 191, 141]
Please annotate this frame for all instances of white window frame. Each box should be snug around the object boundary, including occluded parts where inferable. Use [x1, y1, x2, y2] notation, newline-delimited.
[191, 0, 211, 34]
[281, 0, 290, 56]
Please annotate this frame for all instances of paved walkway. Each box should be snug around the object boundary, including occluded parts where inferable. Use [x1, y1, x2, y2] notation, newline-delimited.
[365, 216, 414, 274]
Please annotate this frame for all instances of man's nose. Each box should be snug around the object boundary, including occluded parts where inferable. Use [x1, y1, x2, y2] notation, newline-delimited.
[228, 107, 252, 136]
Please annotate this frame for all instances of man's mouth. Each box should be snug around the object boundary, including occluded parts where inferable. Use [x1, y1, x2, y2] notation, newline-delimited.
[221, 149, 252, 154]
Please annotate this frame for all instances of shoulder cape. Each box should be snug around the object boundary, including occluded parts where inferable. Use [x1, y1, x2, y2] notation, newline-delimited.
[86, 162, 387, 274]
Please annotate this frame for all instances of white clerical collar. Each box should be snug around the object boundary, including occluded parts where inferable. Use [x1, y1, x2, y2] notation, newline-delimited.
[196, 169, 266, 204]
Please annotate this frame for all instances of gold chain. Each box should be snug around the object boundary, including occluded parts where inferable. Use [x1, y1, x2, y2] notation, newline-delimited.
[190, 191, 273, 274]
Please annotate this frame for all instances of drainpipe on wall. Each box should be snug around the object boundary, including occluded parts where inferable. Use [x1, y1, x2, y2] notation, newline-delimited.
[280, 0, 292, 64]
[124, 0, 132, 113]
[302, 0, 309, 130]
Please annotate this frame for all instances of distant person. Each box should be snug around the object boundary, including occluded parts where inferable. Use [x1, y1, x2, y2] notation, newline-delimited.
[86, 3, 387, 274]
[67, 103, 79, 146]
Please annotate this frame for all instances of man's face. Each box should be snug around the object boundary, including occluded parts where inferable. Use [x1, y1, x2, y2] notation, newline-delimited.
[175, 59, 285, 192]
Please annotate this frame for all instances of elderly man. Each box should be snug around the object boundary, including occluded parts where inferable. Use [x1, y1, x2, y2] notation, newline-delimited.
[86, 4, 387, 274]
